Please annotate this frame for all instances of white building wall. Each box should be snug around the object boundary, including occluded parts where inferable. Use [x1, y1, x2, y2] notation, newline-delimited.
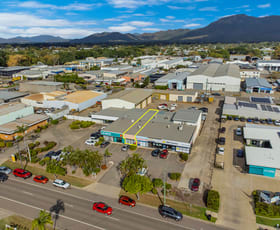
[102, 99, 135, 110]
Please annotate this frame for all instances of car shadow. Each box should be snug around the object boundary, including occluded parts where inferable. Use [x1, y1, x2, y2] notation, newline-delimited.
[50, 199, 65, 229]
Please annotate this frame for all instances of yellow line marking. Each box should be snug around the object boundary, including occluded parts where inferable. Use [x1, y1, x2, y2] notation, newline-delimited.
[122, 110, 150, 135]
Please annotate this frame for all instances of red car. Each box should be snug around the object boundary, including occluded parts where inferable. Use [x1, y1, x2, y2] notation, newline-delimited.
[159, 103, 168, 107]
[33, 175, 49, 184]
[13, 168, 32, 179]
[191, 178, 200, 192]
[119, 196, 136, 207]
[93, 202, 112, 215]
[159, 149, 168, 159]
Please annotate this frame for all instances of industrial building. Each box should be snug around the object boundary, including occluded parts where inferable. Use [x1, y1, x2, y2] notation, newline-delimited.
[186, 64, 241, 92]
[152, 90, 198, 103]
[0, 91, 29, 103]
[245, 78, 273, 94]
[0, 66, 30, 78]
[0, 103, 48, 141]
[257, 60, 280, 72]
[93, 108, 202, 153]
[244, 124, 280, 178]
[21, 90, 106, 112]
[154, 72, 189, 90]
[102, 89, 152, 110]
[222, 96, 280, 120]
[19, 81, 64, 93]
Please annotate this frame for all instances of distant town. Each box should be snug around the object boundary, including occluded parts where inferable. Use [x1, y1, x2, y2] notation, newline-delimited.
[0, 42, 280, 230]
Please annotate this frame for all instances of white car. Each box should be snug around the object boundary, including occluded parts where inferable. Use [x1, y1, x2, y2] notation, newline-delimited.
[158, 105, 167, 110]
[274, 120, 280, 126]
[0, 166, 12, 175]
[171, 103, 177, 107]
[85, 139, 98, 146]
[168, 106, 176, 112]
[235, 128, 242, 136]
[53, 179, 70, 189]
[217, 147, 224, 155]
[137, 168, 148, 176]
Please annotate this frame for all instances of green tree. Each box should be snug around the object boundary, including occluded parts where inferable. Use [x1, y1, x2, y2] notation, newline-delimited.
[104, 148, 112, 166]
[119, 153, 147, 176]
[207, 190, 220, 211]
[16, 125, 31, 167]
[31, 210, 53, 230]
[122, 174, 153, 199]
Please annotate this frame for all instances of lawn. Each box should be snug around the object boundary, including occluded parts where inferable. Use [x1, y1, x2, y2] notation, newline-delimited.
[2, 160, 92, 188]
[120, 190, 217, 223]
[256, 216, 280, 227]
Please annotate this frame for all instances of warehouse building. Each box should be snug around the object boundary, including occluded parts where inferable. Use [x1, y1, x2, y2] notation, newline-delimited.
[152, 90, 198, 103]
[186, 64, 241, 92]
[98, 108, 202, 153]
[0, 66, 30, 78]
[154, 72, 189, 90]
[0, 91, 29, 103]
[257, 60, 280, 72]
[245, 78, 273, 94]
[102, 89, 152, 110]
[22, 90, 106, 112]
[19, 81, 64, 93]
[244, 124, 280, 178]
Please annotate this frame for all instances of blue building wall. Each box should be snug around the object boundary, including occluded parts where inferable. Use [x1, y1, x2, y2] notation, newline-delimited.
[249, 165, 276, 177]
[168, 79, 184, 91]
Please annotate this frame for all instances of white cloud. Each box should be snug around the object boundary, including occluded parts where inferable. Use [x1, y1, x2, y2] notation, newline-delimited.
[128, 21, 154, 27]
[168, 5, 195, 10]
[108, 25, 136, 32]
[184, 23, 201, 28]
[104, 18, 123, 22]
[17, 1, 100, 11]
[257, 3, 271, 8]
[142, 28, 161, 31]
[160, 18, 184, 23]
[166, 16, 175, 19]
[107, 0, 170, 9]
[199, 7, 218, 11]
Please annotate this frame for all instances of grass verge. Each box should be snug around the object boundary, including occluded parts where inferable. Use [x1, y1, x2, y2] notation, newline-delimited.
[120, 190, 217, 223]
[256, 216, 280, 227]
[2, 160, 92, 188]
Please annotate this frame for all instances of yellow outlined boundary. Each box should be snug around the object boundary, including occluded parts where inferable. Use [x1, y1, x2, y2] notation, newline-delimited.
[123, 109, 159, 146]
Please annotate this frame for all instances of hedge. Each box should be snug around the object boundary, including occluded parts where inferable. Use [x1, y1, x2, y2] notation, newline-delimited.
[129, 145, 137, 151]
[169, 172, 181, 181]
[6, 142, 13, 147]
[46, 160, 67, 176]
[207, 190, 220, 211]
[51, 119, 59, 125]
[180, 153, 188, 161]
[0, 142, 5, 148]
[69, 120, 95, 129]
[154, 85, 168, 90]
[152, 178, 163, 188]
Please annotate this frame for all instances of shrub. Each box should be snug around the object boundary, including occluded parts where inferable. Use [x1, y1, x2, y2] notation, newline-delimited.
[154, 85, 168, 90]
[51, 119, 59, 125]
[165, 183, 172, 190]
[151, 188, 158, 194]
[80, 121, 95, 128]
[6, 142, 13, 147]
[93, 168, 101, 174]
[0, 141, 5, 148]
[129, 145, 137, 151]
[31, 156, 40, 163]
[152, 178, 163, 188]
[34, 128, 41, 133]
[35, 141, 40, 146]
[39, 159, 46, 166]
[179, 153, 188, 161]
[63, 116, 67, 120]
[70, 124, 80, 129]
[28, 143, 35, 149]
[169, 173, 181, 181]
[46, 160, 67, 176]
[207, 190, 220, 211]
[42, 124, 49, 129]
[16, 135, 23, 141]
[72, 170, 76, 174]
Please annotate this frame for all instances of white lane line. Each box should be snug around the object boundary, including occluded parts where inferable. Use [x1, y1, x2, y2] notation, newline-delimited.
[22, 191, 33, 196]
[106, 216, 120, 221]
[8, 178, 195, 230]
[65, 203, 74, 208]
[0, 196, 106, 230]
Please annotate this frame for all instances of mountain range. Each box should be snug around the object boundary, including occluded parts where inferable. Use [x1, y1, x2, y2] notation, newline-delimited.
[1, 14, 280, 44]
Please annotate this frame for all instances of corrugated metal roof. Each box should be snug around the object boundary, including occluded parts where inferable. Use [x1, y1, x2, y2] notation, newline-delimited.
[245, 78, 272, 88]
[172, 109, 201, 123]
[155, 71, 189, 84]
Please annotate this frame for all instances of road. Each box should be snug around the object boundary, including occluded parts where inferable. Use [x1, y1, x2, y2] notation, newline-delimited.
[0, 177, 231, 230]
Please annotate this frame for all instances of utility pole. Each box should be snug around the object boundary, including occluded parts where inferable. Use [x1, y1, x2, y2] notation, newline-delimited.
[163, 171, 166, 206]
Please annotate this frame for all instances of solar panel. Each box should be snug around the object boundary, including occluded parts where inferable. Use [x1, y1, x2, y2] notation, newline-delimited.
[266, 105, 273, 112]
[251, 97, 271, 104]
[261, 105, 267, 111]
[273, 107, 280, 113]
[238, 102, 258, 109]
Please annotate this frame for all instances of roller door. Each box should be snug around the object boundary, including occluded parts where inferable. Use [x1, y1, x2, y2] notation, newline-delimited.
[193, 83, 203, 90]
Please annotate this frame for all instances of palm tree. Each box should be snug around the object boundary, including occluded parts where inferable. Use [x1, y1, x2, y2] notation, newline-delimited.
[32, 210, 53, 230]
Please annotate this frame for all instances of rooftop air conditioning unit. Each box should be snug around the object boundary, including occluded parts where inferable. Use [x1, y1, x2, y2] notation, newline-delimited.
[178, 125, 183, 131]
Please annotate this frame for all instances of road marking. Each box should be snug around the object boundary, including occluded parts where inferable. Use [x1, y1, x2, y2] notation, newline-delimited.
[106, 216, 119, 221]
[0, 196, 106, 230]
[65, 203, 74, 208]
[22, 191, 33, 196]
[8, 178, 195, 230]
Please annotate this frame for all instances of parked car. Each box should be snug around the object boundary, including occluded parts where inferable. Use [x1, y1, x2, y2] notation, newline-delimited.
[247, 118, 253, 122]
[100, 141, 110, 148]
[211, 93, 221, 96]
[93, 202, 112, 216]
[227, 116, 233, 120]
[217, 147, 224, 155]
[190, 178, 200, 192]
[218, 137, 226, 145]
[266, 118, 273, 124]
[52, 179, 70, 189]
[235, 128, 242, 136]
[0, 166, 12, 175]
[51, 150, 65, 161]
[253, 118, 260, 124]
[85, 139, 98, 146]
[168, 106, 176, 112]
[199, 107, 208, 113]
[171, 103, 177, 107]
[33, 175, 48, 184]
[233, 117, 239, 121]
[151, 148, 161, 157]
[158, 205, 182, 221]
[121, 145, 129, 151]
[188, 106, 197, 110]
[220, 127, 226, 133]
[159, 149, 168, 159]
[158, 105, 167, 110]
[44, 151, 56, 159]
[91, 132, 101, 138]
[13, 168, 32, 179]
[0, 172, 8, 183]
[137, 168, 148, 176]
[237, 150, 244, 158]
[119, 196, 136, 207]
[240, 117, 245, 122]
[274, 120, 280, 126]
[260, 119, 266, 124]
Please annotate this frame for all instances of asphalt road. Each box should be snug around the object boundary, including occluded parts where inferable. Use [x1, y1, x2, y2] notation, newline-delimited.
[0, 177, 231, 230]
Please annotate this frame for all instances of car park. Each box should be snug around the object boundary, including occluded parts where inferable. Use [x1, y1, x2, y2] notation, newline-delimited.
[217, 147, 224, 155]
[33, 175, 48, 184]
[0, 172, 8, 183]
[235, 128, 242, 136]
[52, 179, 70, 189]
[190, 178, 200, 192]
[119, 196, 136, 207]
[159, 149, 168, 159]
[93, 202, 112, 215]
[151, 148, 161, 157]
[0, 166, 12, 175]
[100, 141, 110, 148]
[158, 205, 182, 221]
[121, 145, 129, 151]
[237, 150, 244, 158]
[13, 168, 32, 179]
[85, 139, 98, 146]
[218, 137, 226, 145]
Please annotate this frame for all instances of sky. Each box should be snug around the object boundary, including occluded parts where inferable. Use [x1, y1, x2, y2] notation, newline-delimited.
[0, 0, 278, 39]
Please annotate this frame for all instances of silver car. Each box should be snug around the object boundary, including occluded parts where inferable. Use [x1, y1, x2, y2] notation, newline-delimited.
[0, 166, 12, 175]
